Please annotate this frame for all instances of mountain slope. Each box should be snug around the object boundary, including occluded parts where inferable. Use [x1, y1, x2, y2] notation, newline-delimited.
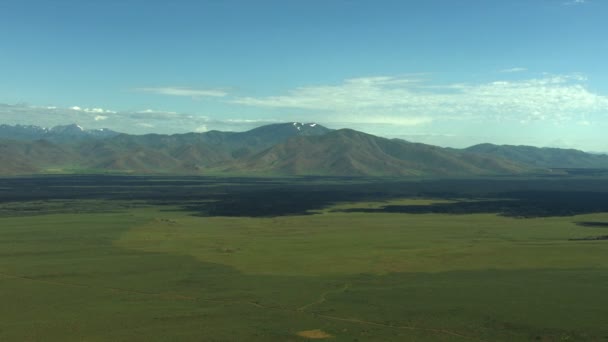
[89, 134, 231, 168]
[228, 129, 530, 176]
[0, 140, 38, 174]
[74, 122, 331, 171]
[0, 139, 78, 174]
[465, 143, 608, 169]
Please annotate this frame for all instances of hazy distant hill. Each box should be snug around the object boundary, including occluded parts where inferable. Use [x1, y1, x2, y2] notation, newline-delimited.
[465, 143, 608, 169]
[0, 124, 119, 142]
[1, 122, 606, 176]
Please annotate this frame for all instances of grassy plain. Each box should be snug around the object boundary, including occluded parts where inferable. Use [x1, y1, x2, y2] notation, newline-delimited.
[1, 177, 608, 341]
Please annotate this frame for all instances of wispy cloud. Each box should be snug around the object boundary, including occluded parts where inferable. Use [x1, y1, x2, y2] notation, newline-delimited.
[234, 75, 608, 125]
[563, 0, 587, 5]
[136, 87, 228, 98]
[499, 67, 527, 73]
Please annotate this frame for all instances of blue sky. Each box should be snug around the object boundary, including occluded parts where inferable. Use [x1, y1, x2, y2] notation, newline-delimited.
[1, 0, 607, 150]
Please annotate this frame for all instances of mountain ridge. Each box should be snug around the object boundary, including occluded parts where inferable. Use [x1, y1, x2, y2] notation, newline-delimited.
[0, 123, 606, 176]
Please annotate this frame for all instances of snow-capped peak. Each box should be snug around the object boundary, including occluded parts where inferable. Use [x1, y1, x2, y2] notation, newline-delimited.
[291, 122, 321, 130]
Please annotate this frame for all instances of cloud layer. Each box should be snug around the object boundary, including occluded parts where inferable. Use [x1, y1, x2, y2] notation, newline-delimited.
[0, 104, 265, 134]
[234, 75, 608, 125]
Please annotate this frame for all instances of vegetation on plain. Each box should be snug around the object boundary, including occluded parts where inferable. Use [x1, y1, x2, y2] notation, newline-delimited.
[1, 176, 608, 340]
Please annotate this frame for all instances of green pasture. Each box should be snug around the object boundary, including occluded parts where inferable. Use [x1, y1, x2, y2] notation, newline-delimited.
[1, 199, 607, 341]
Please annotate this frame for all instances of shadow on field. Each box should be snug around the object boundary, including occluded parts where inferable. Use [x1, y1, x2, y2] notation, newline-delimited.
[180, 190, 388, 217]
[3, 175, 608, 218]
[333, 191, 608, 218]
[575, 221, 608, 228]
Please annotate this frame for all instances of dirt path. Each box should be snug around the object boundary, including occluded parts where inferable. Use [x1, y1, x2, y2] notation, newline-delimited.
[0, 272, 485, 341]
[298, 283, 350, 311]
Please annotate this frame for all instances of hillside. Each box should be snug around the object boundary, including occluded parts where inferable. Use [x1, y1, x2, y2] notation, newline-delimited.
[229, 129, 530, 176]
[0, 139, 78, 174]
[465, 143, 608, 169]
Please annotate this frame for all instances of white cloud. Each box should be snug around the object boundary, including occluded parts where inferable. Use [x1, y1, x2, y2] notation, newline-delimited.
[70, 106, 116, 114]
[136, 87, 228, 98]
[500, 67, 527, 73]
[137, 109, 178, 115]
[94, 115, 108, 121]
[194, 125, 208, 132]
[234, 75, 608, 125]
[86, 108, 104, 113]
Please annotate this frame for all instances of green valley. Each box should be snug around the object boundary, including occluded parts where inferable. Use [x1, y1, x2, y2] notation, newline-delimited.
[1, 176, 607, 341]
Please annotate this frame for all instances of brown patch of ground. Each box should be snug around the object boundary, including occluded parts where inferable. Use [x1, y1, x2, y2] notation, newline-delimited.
[296, 329, 333, 339]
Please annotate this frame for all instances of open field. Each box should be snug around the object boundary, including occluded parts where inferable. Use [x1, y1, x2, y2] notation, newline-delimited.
[1, 176, 608, 341]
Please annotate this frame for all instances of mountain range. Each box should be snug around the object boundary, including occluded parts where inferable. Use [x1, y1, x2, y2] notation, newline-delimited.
[1, 122, 607, 176]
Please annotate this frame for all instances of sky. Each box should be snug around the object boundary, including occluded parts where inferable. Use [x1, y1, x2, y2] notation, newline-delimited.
[1, 0, 607, 151]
